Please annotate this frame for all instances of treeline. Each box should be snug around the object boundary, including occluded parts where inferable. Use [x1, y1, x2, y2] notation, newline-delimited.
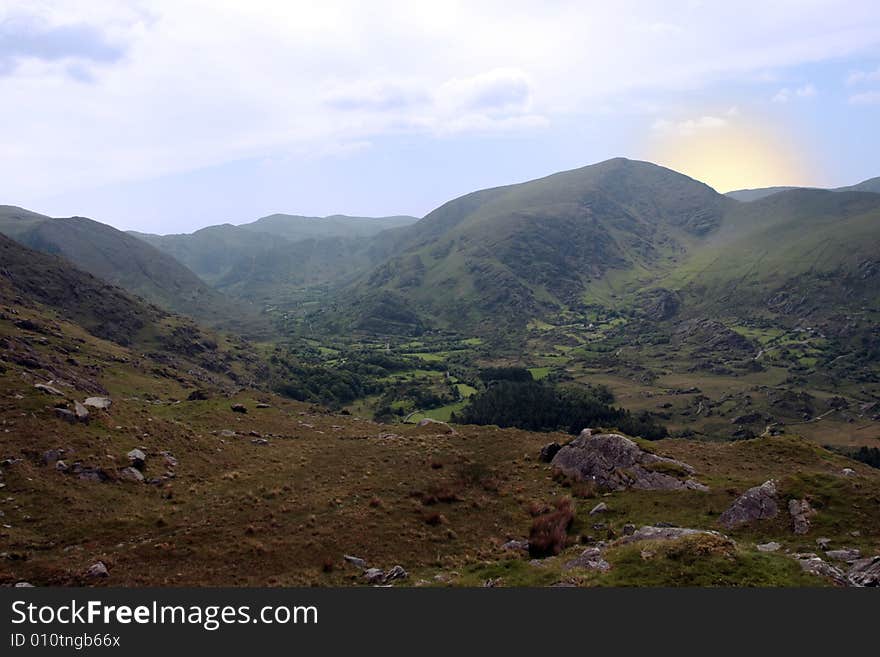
[452, 380, 667, 440]
[267, 347, 446, 408]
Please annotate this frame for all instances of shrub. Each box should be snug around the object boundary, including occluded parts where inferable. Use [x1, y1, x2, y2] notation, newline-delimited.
[528, 497, 575, 558]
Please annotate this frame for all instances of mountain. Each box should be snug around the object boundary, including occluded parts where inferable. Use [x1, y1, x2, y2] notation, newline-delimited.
[725, 186, 805, 202]
[0, 206, 270, 337]
[0, 232, 160, 346]
[726, 175, 880, 202]
[309, 158, 733, 335]
[835, 176, 880, 194]
[131, 213, 417, 285]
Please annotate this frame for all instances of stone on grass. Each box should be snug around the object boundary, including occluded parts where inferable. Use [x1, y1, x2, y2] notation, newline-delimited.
[86, 562, 109, 578]
[718, 480, 778, 529]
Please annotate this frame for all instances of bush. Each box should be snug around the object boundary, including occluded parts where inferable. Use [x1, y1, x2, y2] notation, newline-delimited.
[528, 497, 575, 558]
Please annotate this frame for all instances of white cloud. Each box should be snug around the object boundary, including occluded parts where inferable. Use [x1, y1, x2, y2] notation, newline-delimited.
[652, 115, 728, 136]
[771, 83, 817, 103]
[849, 90, 880, 105]
[1, 0, 879, 204]
[846, 66, 880, 84]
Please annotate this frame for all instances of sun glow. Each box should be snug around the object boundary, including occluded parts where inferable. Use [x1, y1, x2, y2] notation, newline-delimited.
[648, 119, 818, 193]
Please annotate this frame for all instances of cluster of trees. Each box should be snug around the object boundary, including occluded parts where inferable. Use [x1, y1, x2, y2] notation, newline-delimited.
[452, 380, 667, 440]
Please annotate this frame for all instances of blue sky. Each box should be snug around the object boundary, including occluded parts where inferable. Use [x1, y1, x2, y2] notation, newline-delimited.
[1, 1, 879, 234]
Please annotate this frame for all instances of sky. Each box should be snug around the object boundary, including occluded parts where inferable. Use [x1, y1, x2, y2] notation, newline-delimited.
[1, 0, 879, 234]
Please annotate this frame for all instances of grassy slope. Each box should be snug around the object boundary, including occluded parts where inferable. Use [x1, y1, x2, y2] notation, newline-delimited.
[0, 207, 270, 338]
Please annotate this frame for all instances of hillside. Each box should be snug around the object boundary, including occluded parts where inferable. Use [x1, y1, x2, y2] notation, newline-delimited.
[726, 175, 880, 202]
[132, 213, 417, 286]
[305, 158, 733, 335]
[1, 274, 877, 586]
[0, 206, 270, 337]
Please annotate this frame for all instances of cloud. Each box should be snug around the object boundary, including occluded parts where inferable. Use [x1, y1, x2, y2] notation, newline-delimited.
[0, 14, 125, 77]
[849, 90, 880, 105]
[437, 68, 532, 115]
[2, 0, 880, 209]
[771, 83, 817, 103]
[846, 66, 880, 84]
[323, 80, 429, 111]
[652, 115, 728, 136]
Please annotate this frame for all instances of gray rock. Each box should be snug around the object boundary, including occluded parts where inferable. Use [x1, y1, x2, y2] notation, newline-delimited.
[563, 547, 611, 572]
[383, 565, 408, 582]
[41, 449, 64, 465]
[219, 430, 236, 438]
[231, 404, 248, 414]
[55, 460, 68, 472]
[826, 548, 861, 562]
[501, 539, 529, 552]
[841, 468, 855, 477]
[539, 442, 562, 463]
[416, 418, 455, 434]
[795, 553, 846, 585]
[846, 556, 880, 587]
[119, 467, 144, 483]
[251, 438, 269, 445]
[618, 525, 725, 545]
[816, 537, 831, 550]
[83, 397, 112, 410]
[14, 582, 34, 587]
[788, 498, 813, 535]
[160, 452, 177, 468]
[343, 555, 367, 569]
[589, 502, 609, 515]
[256, 403, 271, 409]
[756, 541, 782, 552]
[35, 383, 64, 396]
[86, 561, 109, 578]
[550, 431, 704, 492]
[718, 480, 779, 529]
[363, 568, 385, 584]
[53, 408, 76, 423]
[73, 401, 90, 423]
[127, 449, 146, 470]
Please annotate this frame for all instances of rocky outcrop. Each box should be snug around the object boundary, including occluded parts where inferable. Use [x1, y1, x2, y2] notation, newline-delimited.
[550, 431, 706, 492]
[539, 442, 561, 463]
[795, 553, 847, 585]
[847, 556, 880, 587]
[617, 526, 725, 545]
[718, 480, 779, 529]
[83, 397, 112, 410]
[563, 547, 610, 572]
[788, 498, 814, 535]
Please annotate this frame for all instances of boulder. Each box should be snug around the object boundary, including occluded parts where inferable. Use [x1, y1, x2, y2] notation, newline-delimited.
[73, 401, 90, 423]
[826, 548, 861, 562]
[550, 431, 705, 492]
[119, 466, 144, 483]
[841, 468, 855, 477]
[384, 565, 408, 582]
[847, 556, 880, 587]
[53, 408, 76, 423]
[256, 403, 271, 409]
[363, 568, 385, 584]
[219, 430, 236, 438]
[539, 442, 562, 463]
[718, 480, 779, 529]
[187, 390, 209, 401]
[416, 418, 455, 434]
[343, 555, 367, 570]
[127, 449, 146, 470]
[86, 561, 109, 578]
[617, 525, 724, 545]
[756, 541, 782, 552]
[35, 383, 64, 396]
[501, 539, 529, 552]
[816, 537, 831, 550]
[563, 547, 611, 572]
[788, 498, 814, 535]
[231, 404, 248, 414]
[83, 397, 112, 410]
[589, 502, 609, 515]
[795, 553, 846, 585]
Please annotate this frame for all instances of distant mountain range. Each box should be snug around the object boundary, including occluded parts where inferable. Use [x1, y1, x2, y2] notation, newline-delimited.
[3, 160, 878, 343]
[725, 175, 880, 201]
